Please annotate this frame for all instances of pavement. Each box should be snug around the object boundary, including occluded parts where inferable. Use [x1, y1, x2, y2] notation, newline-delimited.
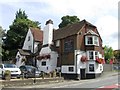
[0, 71, 119, 88]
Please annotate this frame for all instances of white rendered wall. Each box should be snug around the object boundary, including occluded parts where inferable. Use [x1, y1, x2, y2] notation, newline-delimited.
[75, 50, 86, 74]
[37, 50, 58, 73]
[61, 65, 75, 74]
[43, 24, 53, 45]
[22, 29, 34, 52]
[22, 29, 39, 53]
[16, 52, 25, 67]
[37, 21, 58, 73]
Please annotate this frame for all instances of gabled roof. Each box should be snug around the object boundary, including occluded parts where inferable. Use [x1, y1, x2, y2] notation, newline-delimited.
[30, 27, 43, 42]
[53, 19, 96, 40]
[18, 49, 32, 56]
[85, 30, 99, 36]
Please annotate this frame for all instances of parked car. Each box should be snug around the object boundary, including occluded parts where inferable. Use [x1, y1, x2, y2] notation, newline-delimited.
[0, 64, 21, 78]
[19, 65, 41, 78]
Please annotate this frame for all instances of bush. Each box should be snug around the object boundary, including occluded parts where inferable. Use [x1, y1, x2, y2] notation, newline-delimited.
[4, 70, 11, 80]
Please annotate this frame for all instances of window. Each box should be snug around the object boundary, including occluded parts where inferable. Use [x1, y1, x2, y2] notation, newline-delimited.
[28, 36, 30, 41]
[64, 39, 74, 52]
[41, 61, 46, 66]
[85, 36, 99, 46]
[89, 64, 94, 72]
[68, 67, 74, 72]
[87, 37, 93, 44]
[89, 51, 94, 59]
[94, 36, 99, 46]
[87, 51, 99, 60]
[95, 51, 99, 59]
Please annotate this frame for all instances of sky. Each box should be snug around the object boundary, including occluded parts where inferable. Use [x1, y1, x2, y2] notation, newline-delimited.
[0, 0, 119, 50]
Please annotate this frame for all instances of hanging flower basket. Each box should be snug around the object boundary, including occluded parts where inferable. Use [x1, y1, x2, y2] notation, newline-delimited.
[81, 56, 88, 63]
[96, 57, 105, 64]
[37, 54, 51, 60]
[46, 54, 51, 59]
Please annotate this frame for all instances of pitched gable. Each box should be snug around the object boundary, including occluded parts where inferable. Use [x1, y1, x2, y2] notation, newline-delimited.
[30, 27, 43, 42]
[85, 30, 99, 36]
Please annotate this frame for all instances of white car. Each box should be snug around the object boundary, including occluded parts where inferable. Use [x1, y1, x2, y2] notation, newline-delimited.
[0, 64, 21, 78]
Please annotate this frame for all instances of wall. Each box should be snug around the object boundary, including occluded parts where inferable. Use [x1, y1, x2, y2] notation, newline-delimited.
[16, 52, 25, 67]
[61, 65, 75, 74]
[22, 29, 34, 52]
[103, 64, 113, 72]
[37, 47, 58, 73]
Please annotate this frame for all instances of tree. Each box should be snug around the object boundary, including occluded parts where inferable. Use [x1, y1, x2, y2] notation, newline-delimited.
[58, 15, 80, 28]
[114, 50, 120, 63]
[3, 9, 40, 61]
[0, 26, 6, 57]
[104, 45, 114, 63]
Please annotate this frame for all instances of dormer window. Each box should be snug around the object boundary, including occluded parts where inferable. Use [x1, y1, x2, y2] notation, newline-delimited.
[85, 36, 99, 46]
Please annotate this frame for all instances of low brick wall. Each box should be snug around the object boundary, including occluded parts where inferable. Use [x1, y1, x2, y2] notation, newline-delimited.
[1, 77, 64, 88]
[103, 64, 113, 72]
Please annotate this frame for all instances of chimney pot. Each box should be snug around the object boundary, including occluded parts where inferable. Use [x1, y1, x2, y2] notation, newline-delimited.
[46, 19, 53, 25]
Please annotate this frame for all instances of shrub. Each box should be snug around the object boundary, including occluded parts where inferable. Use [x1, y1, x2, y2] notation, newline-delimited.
[4, 70, 11, 80]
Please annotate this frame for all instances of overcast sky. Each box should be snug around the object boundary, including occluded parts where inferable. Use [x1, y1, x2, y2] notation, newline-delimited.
[0, 0, 119, 50]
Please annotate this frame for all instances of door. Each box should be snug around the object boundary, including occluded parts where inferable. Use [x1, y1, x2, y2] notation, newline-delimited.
[80, 69, 86, 79]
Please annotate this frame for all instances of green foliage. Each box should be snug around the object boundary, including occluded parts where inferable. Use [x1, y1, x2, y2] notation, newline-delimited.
[4, 70, 11, 80]
[104, 45, 114, 63]
[0, 26, 6, 57]
[58, 15, 80, 28]
[114, 50, 120, 62]
[2, 9, 40, 61]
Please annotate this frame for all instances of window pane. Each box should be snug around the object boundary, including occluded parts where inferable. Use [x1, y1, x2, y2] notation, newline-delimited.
[94, 36, 98, 45]
[87, 37, 93, 44]
[68, 67, 74, 72]
[89, 64, 94, 72]
[41, 61, 46, 66]
[95, 52, 99, 59]
[89, 51, 93, 59]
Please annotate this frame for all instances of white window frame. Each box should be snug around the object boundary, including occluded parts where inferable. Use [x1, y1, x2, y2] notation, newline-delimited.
[87, 51, 99, 60]
[85, 36, 99, 46]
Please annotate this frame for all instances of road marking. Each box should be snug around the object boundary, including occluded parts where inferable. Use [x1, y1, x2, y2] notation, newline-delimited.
[97, 83, 119, 90]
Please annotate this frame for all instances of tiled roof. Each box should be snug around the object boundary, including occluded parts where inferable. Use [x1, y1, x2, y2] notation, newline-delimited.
[30, 27, 43, 42]
[53, 19, 96, 40]
[18, 49, 32, 56]
[29, 20, 97, 41]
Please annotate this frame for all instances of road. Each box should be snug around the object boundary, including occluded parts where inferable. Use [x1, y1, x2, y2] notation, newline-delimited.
[1, 72, 119, 90]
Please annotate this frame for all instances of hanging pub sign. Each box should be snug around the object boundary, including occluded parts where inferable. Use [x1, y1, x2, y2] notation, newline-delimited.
[81, 55, 88, 63]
